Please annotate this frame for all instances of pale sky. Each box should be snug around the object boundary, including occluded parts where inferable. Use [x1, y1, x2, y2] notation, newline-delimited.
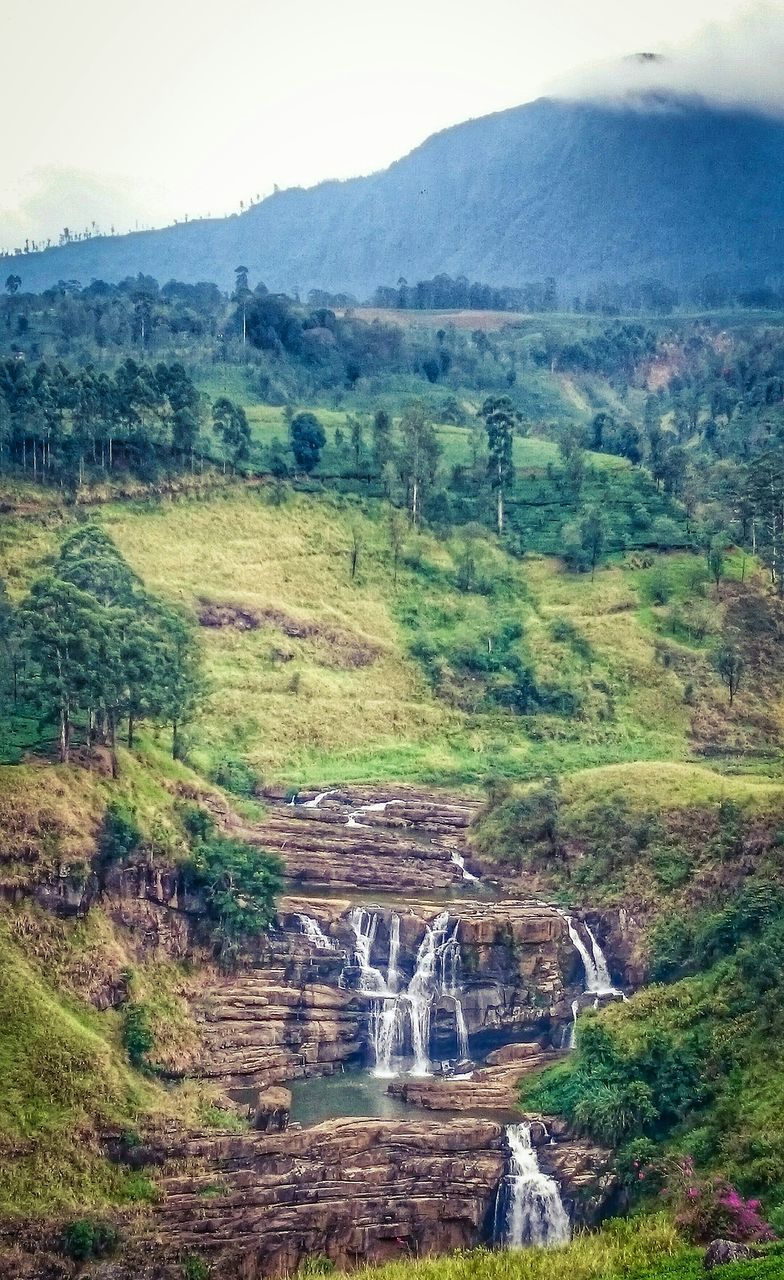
[0, 0, 775, 249]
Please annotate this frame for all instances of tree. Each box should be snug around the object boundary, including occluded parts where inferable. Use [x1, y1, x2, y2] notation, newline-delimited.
[289, 411, 326, 473]
[154, 606, 202, 759]
[347, 414, 365, 473]
[234, 266, 250, 345]
[581, 508, 608, 581]
[212, 397, 251, 471]
[706, 541, 726, 598]
[20, 576, 109, 763]
[714, 637, 743, 705]
[371, 408, 394, 472]
[398, 403, 440, 526]
[479, 396, 522, 535]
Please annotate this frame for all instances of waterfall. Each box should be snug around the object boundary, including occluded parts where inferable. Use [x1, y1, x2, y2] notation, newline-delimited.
[407, 911, 451, 1076]
[303, 789, 336, 809]
[347, 907, 469, 1076]
[345, 799, 401, 828]
[450, 849, 480, 883]
[387, 913, 401, 992]
[499, 1123, 571, 1249]
[560, 912, 620, 996]
[297, 914, 339, 951]
[440, 921, 470, 1060]
[348, 907, 388, 994]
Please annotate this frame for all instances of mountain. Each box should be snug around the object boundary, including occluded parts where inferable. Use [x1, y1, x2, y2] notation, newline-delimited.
[6, 94, 784, 298]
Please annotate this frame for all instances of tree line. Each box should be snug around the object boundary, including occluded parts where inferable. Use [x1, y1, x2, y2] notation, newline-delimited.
[0, 356, 252, 483]
[0, 527, 201, 770]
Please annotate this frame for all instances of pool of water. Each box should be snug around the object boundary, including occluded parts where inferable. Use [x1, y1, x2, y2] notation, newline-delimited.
[289, 1069, 415, 1125]
[288, 1052, 524, 1128]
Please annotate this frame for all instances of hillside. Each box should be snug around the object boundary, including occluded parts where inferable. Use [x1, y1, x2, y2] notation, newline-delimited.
[6, 95, 784, 296]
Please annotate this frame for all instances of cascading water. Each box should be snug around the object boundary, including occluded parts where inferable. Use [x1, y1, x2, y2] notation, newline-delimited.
[440, 922, 470, 1060]
[346, 799, 401, 828]
[303, 790, 336, 809]
[497, 1123, 571, 1249]
[450, 849, 480, 883]
[558, 911, 625, 1049]
[407, 911, 451, 1076]
[346, 907, 469, 1077]
[348, 907, 388, 993]
[297, 913, 339, 951]
[559, 912, 621, 996]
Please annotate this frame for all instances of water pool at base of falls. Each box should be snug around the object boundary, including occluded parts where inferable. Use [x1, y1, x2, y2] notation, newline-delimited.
[288, 1066, 521, 1128]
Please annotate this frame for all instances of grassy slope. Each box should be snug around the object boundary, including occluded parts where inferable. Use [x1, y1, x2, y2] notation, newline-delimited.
[0, 749, 234, 1216]
[3, 475, 778, 788]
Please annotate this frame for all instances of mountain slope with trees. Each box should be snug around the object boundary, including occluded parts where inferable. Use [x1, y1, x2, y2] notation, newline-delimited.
[5, 96, 784, 297]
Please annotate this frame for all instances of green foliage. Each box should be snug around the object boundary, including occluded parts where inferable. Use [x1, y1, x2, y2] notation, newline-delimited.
[299, 1256, 336, 1276]
[183, 835, 283, 957]
[60, 1218, 120, 1262]
[121, 1002, 155, 1071]
[182, 1254, 212, 1280]
[208, 751, 259, 797]
[99, 799, 142, 867]
[290, 412, 327, 473]
[14, 526, 203, 766]
[472, 777, 561, 868]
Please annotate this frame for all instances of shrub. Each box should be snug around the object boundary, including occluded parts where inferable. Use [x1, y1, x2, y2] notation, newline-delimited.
[209, 751, 259, 798]
[60, 1219, 120, 1262]
[664, 1157, 776, 1244]
[183, 835, 283, 958]
[99, 800, 142, 867]
[122, 1002, 155, 1070]
[298, 1257, 335, 1276]
[182, 1254, 212, 1280]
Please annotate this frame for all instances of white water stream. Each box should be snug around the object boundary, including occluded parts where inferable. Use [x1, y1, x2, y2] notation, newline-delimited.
[498, 1122, 571, 1248]
[450, 850, 480, 883]
[558, 911, 625, 1048]
[347, 907, 470, 1077]
[297, 913, 339, 951]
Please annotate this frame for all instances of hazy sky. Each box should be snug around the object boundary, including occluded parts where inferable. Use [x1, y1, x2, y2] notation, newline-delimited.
[0, 0, 777, 248]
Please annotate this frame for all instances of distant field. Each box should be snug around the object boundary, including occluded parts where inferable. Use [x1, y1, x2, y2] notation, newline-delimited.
[341, 307, 532, 331]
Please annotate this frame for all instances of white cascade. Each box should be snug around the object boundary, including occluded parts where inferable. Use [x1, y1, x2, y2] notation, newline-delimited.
[500, 1123, 571, 1249]
[297, 914, 339, 951]
[347, 908, 469, 1077]
[345, 799, 401, 828]
[560, 912, 620, 995]
[303, 790, 335, 809]
[387, 913, 401, 992]
[348, 907, 388, 994]
[407, 911, 451, 1076]
[440, 922, 470, 1060]
[450, 849, 480, 883]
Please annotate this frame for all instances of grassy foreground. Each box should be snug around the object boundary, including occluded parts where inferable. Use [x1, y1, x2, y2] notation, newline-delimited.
[333, 1218, 782, 1280]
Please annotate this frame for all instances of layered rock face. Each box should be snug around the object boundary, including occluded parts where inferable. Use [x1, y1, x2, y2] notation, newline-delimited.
[102, 1118, 614, 1279]
[231, 788, 481, 893]
[116, 1119, 506, 1278]
[389, 1044, 565, 1112]
[193, 895, 588, 1092]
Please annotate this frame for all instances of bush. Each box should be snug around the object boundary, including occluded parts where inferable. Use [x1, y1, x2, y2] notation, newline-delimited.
[182, 1254, 212, 1280]
[99, 800, 142, 867]
[209, 751, 260, 798]
[664, 1157, 776, 1244]
[183, 835, 283, 957]
[122, 1002, 155, 1070]
[60, 1219, 120, 1262]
